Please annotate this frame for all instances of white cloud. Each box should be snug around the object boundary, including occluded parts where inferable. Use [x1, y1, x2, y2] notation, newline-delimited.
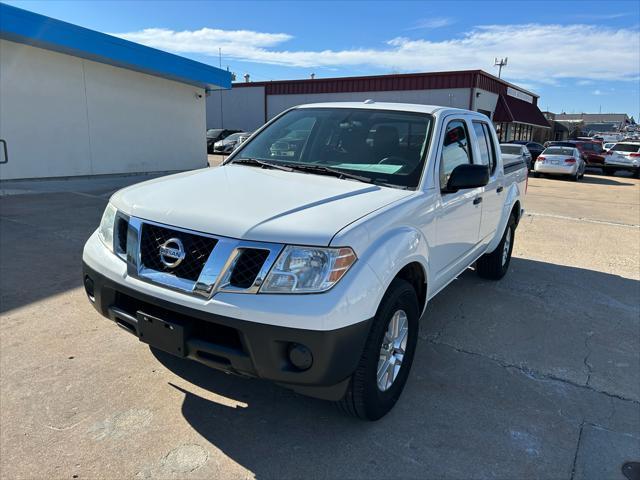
[592, 89, 604, 95]
[407, 17, 453, 30]
[114, 23, 640, 83]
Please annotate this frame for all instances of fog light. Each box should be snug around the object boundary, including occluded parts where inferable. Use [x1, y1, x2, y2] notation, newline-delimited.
[84, 275, 95, 301]
[287, 343, 313, 371]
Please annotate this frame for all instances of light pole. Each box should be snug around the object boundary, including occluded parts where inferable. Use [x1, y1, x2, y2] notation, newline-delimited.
[494, 57, 508, 78]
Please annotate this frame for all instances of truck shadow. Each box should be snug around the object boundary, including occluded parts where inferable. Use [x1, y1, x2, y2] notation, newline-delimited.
[581, 174, 636, 186]
[150, 257, 639, 478]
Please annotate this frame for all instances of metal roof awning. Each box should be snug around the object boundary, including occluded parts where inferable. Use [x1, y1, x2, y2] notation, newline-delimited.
[493, 94, 550, 128]
[0, 3, 231, 90]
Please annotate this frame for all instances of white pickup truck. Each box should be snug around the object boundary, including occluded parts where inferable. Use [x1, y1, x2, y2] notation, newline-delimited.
[83, 102, 526, 420]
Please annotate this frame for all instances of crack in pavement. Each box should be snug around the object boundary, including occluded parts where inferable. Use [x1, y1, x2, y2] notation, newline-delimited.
[423, 337, 640, 406]
[570, 420, 585, 480]
[583, 331, 595, 388]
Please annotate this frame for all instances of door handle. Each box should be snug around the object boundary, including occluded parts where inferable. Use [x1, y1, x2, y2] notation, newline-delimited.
[0, 139, 7, 164]
[473, 197, 483, 205]
[496, 186, 504, 193]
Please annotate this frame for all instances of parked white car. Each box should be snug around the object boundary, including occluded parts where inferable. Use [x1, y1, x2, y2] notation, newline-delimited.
[604, 142, 640, 178]
[533, 146, 585, 181]
[500, 143, 532, 171]
[602, 142, 616, 152]
[83, 102, 526, 420]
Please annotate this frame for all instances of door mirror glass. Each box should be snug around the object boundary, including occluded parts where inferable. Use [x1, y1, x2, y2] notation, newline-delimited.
[444, 164, 489, 193]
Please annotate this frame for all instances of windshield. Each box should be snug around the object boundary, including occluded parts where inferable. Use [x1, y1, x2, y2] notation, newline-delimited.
[612, 143, 640, 153]
[224, 133, 243, 142]
[500, 145, 522, 155]
[206, 129, 223, 138]
[231, 107, 433, 189]
[544, 147, 575, 156]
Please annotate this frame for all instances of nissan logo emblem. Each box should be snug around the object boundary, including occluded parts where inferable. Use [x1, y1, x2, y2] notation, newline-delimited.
[159, 237, 186, 268]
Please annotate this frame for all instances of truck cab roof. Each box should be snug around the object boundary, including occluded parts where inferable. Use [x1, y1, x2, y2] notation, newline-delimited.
[295, 101, 479, 118]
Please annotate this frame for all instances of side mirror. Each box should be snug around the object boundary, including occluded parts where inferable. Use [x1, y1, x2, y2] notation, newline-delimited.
[444, 164, 490, 193]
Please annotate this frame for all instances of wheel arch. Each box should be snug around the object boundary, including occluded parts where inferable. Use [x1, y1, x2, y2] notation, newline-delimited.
[360, 225, 431, 318]
[393, 261, 428, 315]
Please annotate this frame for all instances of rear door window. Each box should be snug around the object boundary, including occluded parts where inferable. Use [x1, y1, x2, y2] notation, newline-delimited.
[473, 122, 496, 173]
[612, 144, 640, 153]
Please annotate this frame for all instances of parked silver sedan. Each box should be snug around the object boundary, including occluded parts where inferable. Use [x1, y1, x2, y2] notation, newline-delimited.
[533, 146, 585, 181]
[500, 143, 533, 171]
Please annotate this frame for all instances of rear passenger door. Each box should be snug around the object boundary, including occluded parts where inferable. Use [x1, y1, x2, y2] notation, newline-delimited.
[472, 121, 503, 242]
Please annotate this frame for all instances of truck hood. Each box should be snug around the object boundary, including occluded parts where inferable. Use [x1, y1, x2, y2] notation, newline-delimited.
[110, 164, 412, 245]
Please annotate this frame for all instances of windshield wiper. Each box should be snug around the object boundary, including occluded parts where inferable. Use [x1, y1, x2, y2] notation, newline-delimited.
[282, 164, 410, 189]
[280, 163, 372, 183]
[230, 158, 293, 172]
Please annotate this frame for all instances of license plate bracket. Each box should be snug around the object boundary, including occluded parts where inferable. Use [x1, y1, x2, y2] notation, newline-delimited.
[137, 311, 188, 357]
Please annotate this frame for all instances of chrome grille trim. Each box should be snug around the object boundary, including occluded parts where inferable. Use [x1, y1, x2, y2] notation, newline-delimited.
[126, 217, 283, 298]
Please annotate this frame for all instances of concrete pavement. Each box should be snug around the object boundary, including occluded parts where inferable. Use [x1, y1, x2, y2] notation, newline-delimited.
[1, 170, 638, 479]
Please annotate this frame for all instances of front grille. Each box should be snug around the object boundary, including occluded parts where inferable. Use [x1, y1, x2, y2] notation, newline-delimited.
[140, 224, 217, 281]
[115, 217, 128, 255]
[229, 249, 270, 288]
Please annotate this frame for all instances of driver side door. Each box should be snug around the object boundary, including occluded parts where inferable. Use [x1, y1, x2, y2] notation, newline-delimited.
[431, 117, 484, 291]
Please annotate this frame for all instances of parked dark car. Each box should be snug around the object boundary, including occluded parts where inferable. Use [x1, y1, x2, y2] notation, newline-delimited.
[206, 129, 242, 153]
[545, 141, 606, 171]
[212, 132, 250, 153]
[510, 140, 545, 161]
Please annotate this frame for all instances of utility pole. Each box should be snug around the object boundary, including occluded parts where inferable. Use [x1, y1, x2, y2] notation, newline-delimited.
[494, 57, 508, 78]
[218, 48, 222, 68]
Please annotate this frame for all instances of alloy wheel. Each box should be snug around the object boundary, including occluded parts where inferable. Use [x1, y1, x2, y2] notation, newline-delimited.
[377, 310, 409, 391]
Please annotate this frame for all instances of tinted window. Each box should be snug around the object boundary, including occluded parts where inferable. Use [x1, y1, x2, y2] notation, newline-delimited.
[234, 108, 433, 189]
[612, 143, 640, 153]
[501, 145, 522, 155]
[440, 120, 472, 188]
[544, 147, 575, 155]
[482, 123, 497, 173]
[473, 122, 491, 167]
[224, 133, 243, 141]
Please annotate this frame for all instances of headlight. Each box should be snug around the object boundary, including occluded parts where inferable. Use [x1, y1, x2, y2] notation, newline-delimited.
[261, 246, 357, 293]
[98, 203, 117, 252]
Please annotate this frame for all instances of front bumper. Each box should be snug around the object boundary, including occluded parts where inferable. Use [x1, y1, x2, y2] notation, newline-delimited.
[83, 262, 371, 400]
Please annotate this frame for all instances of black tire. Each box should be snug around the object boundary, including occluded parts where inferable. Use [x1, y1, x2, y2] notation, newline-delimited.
[476, 215, 516, 280]
[634, 169, 640, 179]
[533, 172, 541, 178]
[337, 278, 419, 421]
[603, 167, 614, 176]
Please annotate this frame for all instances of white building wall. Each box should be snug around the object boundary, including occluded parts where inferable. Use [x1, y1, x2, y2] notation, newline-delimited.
[472, 89, 499, 117]
[266, 88, 471, 120]
[206, 86, 265, 132]
[0, 39, 207, 180]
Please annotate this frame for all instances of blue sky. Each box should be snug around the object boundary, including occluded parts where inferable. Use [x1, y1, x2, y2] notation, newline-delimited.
[6, 0, 640, 119]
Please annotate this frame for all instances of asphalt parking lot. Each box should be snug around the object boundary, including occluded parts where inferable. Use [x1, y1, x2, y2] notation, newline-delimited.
[1, 169, 638, 479]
